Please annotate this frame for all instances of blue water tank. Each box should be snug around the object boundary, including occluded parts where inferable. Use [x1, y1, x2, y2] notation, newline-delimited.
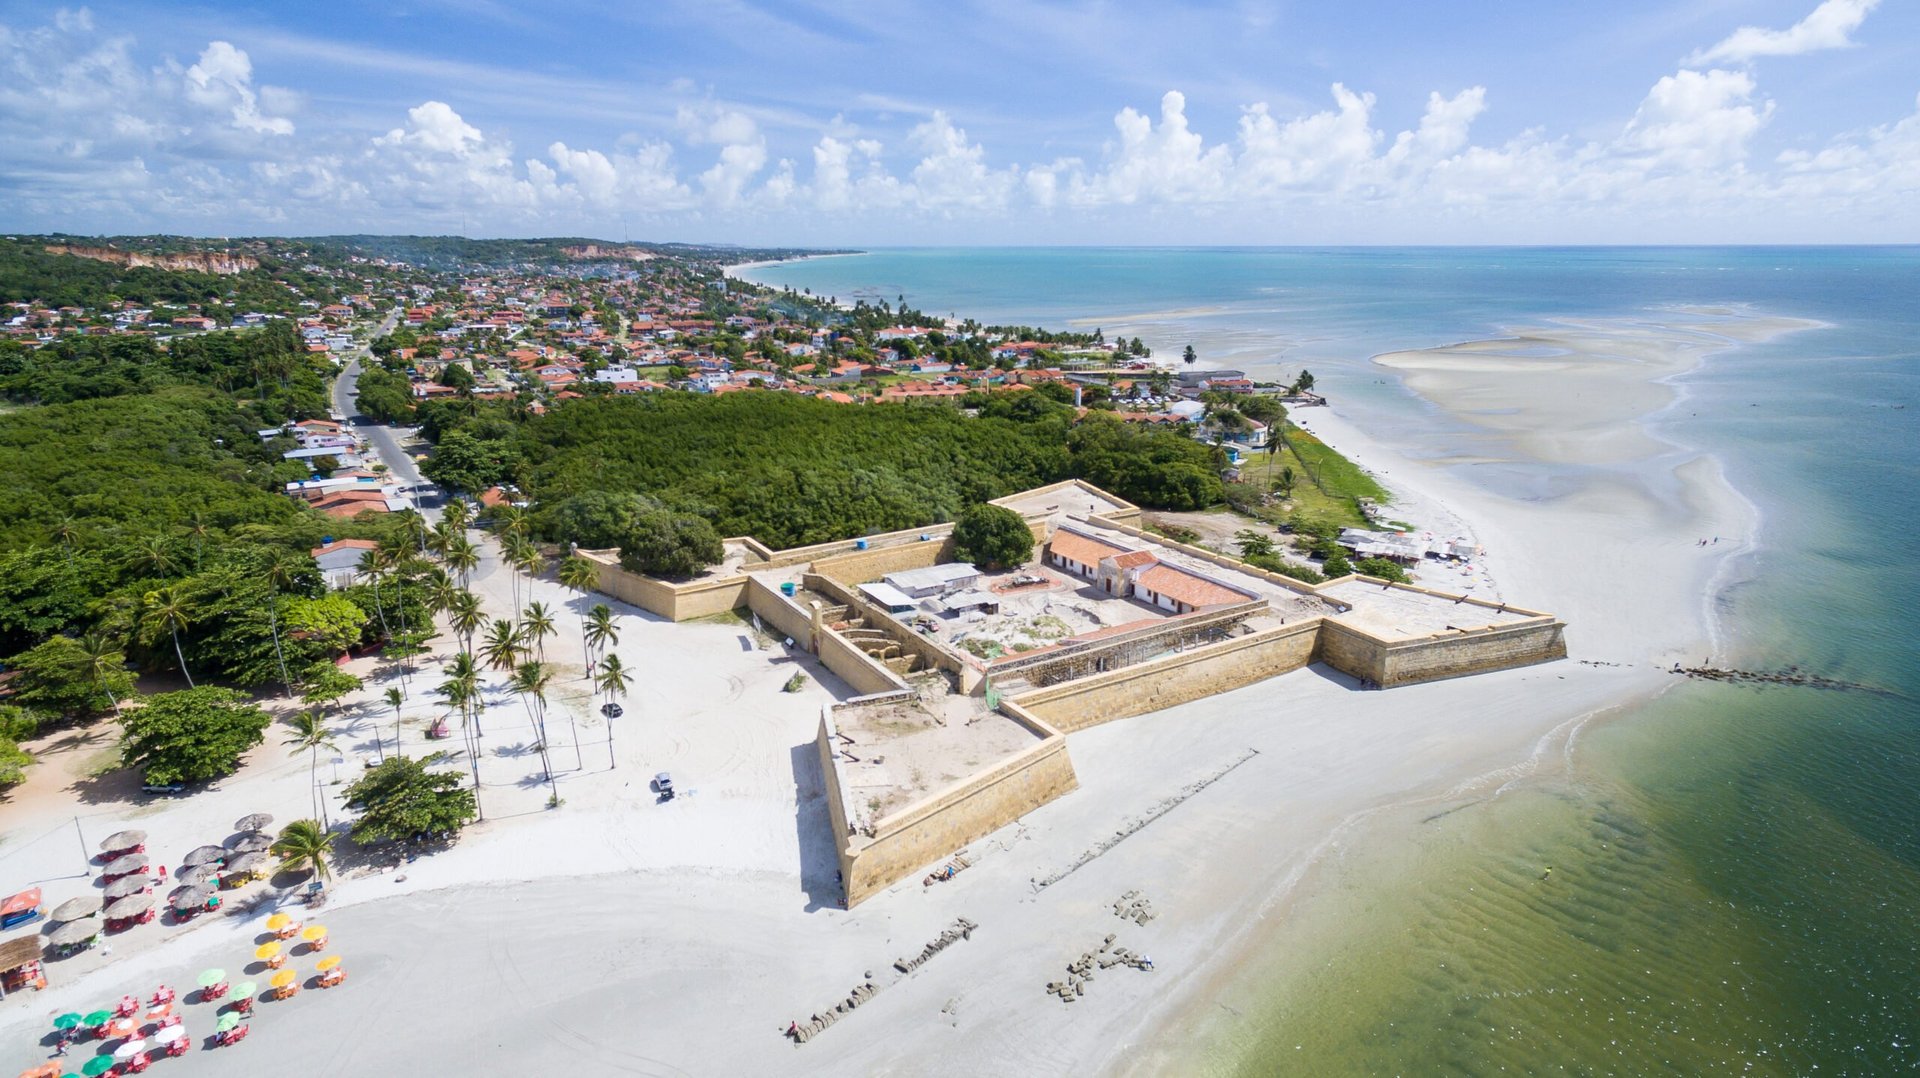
[855, 539, 869, 550]
[781, 582, 797, 596]
[320, 536, 334, 545]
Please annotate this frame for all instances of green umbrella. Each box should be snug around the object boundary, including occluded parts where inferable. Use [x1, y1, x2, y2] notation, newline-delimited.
[82, 1058, 116, 1078]
[53, 1011, 85, 1028]
[217, 1011, 240, 1032]
[81, 1009, 113, 1025]
[197, 967, 227, 987]
[233, 980, 257, 998]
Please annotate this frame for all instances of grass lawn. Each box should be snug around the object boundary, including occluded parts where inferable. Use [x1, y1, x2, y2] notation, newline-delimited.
[1230, 424, 1399, 530]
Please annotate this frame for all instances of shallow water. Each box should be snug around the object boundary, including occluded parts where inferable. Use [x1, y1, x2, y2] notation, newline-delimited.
[742, 247, 1920, 1074]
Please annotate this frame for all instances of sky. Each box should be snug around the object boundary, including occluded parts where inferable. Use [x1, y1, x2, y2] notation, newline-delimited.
[1, 0, 1917, 244]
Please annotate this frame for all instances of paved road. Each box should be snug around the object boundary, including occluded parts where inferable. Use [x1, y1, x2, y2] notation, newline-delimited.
[330, 307, 430, 493]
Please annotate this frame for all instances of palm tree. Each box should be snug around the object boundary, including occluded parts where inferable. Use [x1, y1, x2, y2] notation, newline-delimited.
[263, 552, 299, 698]
[283, 709, 339, 827]
[584, 605, 619, 674]
[594, 653, 630, 769]
[183, 511, 211, 571]
[383, 686, 403, 761]
[395, 508, 430, 558]
[448, 591, 485, 653]
[445, 536, 480, 589]
[140, 585, 195, 688]
[479, 619, 526, 676]
[78, 631, 127, 719]
[134, 534, 176, 579]
[515, 545, 546, 607]
[358, 547, 390, 640]
[510, 661, 559, 800]
[442, 499, 472, 532]
[424, 568, 461, 622]
[270, 819, 335, 883]
[436, 652, 485, 818]
[501, 535, 534, 610]
[558, 554, 598, 595]
[520, 601, 557, 663]
[52, 516, 81, 552]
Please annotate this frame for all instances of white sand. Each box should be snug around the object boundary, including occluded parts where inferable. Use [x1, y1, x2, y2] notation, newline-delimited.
[0, 311, 1807, 1076]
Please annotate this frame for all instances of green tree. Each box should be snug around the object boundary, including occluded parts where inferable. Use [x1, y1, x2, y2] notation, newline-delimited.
[1322, 550, 1353, 578]
[447, 590, 484, 651]
[1182, 344, 1197, 365]
[479, 618, 526, 675]
[383, 686, 404, 761]
[5, 634, 135, 719]
[269, 818, 335, 882]
[1235, 530, 1276, 561]
[342, 754, 478, 844]
[1355, 557, 1411, 584]
[420, 430, 515, 493]
[949, 504, 1035, 570]
[520, 601, 557, 663]
[583, 604, 618, 671]
[616, 509, 723, 579]
[558, 554, 600, 595]
[119, 687, 271, 785]
[298, 663, 363, 713]
[594, 653, 630, 769]
[281, 594, 368, 658]
[0, 705, 38, 787]
[510, 660, 560, 797]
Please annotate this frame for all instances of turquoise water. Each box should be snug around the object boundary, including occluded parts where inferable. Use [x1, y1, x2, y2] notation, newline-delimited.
[745, 249, 1920, 1073]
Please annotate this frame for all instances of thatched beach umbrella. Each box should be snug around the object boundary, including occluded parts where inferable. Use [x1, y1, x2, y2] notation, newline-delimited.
[103, 852, 148, 876]
[226, 851, 268, 875]
[50, 897, 98, 922]
[176, 864, 220, 887]
[170, 885, 214, 912]
[227, 831, 273, 853]
[48, 919, 98, 947]
[105, 893, 154, 919]
[182, 845, 227, 867]
[98, 830, 145, 852]
[234, 813, 273, 832]
[103, 875, 150, 900]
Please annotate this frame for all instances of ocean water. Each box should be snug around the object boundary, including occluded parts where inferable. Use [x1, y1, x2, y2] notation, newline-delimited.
[741, 248, 1920, 1074]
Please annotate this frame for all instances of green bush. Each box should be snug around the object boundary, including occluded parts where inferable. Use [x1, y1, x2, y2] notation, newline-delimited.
[950, 504, 1035, 570]
[1355, 557, 1411, 583]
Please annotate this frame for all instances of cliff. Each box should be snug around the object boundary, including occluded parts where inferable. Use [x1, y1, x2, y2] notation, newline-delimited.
[44, 245, 259, 275]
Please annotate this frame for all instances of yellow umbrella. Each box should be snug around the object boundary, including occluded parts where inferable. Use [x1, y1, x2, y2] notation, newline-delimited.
[269, 969, 297, 988]
[266, 913, 292, 930]
[254, 941, 280, 960]
[300, 924, 328, 941]
[315, 955, 341, 972]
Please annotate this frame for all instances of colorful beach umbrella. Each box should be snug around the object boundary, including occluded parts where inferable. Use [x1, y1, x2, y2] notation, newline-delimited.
[196, 968, 226, 987]
[254, 941, 280, 960]
[300, 924, 328, 941]
[269, 969, 296, 988]
[80, 1058, 115, 1078]
[52, 1012, 85, 1029]
[315, 955, 341, 972]
[154, 1025, 187, 1046]
[111, 1038, 146, 1061]
[143, 1003, 171, 1023]
[233, 981, 256, 999]
[265, 912, 292, 931]
[216, 1012, 240, 1033]
[81, 1009, 112, 1026]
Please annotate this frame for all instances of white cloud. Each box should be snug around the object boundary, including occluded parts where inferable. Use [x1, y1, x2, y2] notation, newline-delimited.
[1617, 69, 1772, 171]
[905, 112, 1017, 211]
[1689, 0, 1880, 66]
[184, 41, 292, 136]
[1076, 90, 1231, 205]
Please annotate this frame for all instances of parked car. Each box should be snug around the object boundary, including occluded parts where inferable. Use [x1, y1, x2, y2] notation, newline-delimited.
[140, 782, 186, 796]
[653, 772, 674, 800]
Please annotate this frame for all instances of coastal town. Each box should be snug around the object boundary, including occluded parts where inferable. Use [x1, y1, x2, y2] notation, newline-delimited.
[0, 235, 1567, 1074]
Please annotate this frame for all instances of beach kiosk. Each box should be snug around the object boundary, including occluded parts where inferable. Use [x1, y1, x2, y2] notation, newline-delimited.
[0, 888, 44, 931]
[0, 935, 47, 998]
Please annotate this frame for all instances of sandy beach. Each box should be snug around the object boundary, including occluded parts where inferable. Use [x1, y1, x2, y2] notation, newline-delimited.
[0, 309, 1812, 1077]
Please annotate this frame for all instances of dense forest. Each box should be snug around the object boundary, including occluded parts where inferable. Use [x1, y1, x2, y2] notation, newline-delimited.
[0, 237, 344, 312]
[416, 391, 1225, 551]
[303, 235, 834, 271]
[0, 321, 408, 697]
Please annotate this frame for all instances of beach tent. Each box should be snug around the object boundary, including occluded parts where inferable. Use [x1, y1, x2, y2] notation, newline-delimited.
[0, 888, 44, 931]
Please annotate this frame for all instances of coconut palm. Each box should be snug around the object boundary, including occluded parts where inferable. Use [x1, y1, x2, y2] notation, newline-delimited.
[442, 499, 472, 532]
[283, 709, 339, 827]
[436, 652, 485, 817]
[584, 605, 619, 673]
[183, 511, 211, 571]
[520, 601, 557, 663]
[444, 536, 480, 589]
[133, 534, 176, 578]
[357, 547, 390, 640]
[510, 661, 559, 800]
[383, 686, 403, 761]
[479, 619, 526, 675]
[270, 819, 335, 882]
[78, 631, 127, 719]
[395, 508, 430, 558]
[448, 590, 485, 652]
[263, 551, 299, 698]
[423, 568, 461, 620]
[558, 554, 598, 595]
[51, 515, 80, 551]
[594, 653, 630, 769]
[140, 585, 195, 688]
